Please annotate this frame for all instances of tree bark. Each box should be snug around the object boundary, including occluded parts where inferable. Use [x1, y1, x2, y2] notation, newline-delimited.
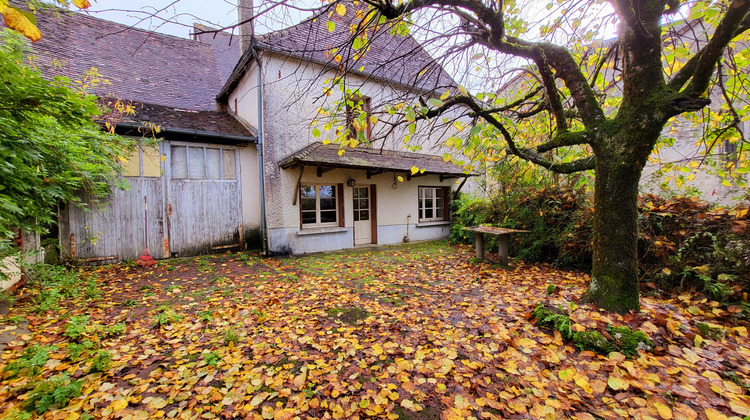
[585, 148, 645, 313]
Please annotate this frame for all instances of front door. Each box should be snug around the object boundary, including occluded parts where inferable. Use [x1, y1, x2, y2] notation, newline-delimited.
[353, 186, 371, 245]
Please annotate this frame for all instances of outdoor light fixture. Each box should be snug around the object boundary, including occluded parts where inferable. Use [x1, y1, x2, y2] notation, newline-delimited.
[346, 178, 356, 187]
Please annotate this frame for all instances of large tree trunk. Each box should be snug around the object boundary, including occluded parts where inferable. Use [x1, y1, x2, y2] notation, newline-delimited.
[586, 148, 645, 313]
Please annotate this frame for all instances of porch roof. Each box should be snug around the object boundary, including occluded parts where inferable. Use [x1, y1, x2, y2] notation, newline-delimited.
[279, 142, 471, 178]
[99, 99, 257, 143]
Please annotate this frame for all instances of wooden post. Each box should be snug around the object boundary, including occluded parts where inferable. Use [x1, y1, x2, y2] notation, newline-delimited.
[497, 234, 509, 265]
[475, 233, 484, 260]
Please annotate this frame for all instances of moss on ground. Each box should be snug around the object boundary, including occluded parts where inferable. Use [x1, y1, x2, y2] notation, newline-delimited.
[327, 307, 370, 325]
[573, 331, 614, 354]
[609, 326, 653, 356]
[695, 321, 724, 340]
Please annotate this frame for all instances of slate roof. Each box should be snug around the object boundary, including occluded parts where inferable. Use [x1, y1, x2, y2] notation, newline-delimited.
[98, 99, 256, 141]
[1, 4, 256, 140]
[279, 142, 469, 177]
[17, 9, 222, 112]
[219, 2, 456, 99]
[193, 24, 242, 86]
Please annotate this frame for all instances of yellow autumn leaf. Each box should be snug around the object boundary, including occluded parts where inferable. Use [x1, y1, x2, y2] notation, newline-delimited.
[607, 376, 629, 391]
[292, 367, 307, 390]
[274, 408, 295, 420]
[704, 407, 729, 420]
[335, 3, 346, 16]
[440, 90, 451, 100]
[654, 402, 673, 419]
[410, 166, 419, 175]
[2, 6, 42, 42]
[729, 400, 750, 416]
[110, 398, 129, 412]
[72, 0, 91, 8]
[558, 368, 575, 381]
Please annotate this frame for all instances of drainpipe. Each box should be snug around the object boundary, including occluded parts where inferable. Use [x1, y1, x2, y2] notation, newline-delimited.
[257, 57, 268, 256]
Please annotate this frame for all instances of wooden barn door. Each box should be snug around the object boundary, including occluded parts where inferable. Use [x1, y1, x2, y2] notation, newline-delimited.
[166, 142, 243, 257]
[60, 142, 166, 262]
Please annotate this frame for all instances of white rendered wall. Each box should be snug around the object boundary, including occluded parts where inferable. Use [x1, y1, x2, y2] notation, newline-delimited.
[228, 53, 467, 253]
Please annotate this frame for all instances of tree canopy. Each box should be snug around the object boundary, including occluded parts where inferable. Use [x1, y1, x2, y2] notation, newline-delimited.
[306, 0, 749, 312]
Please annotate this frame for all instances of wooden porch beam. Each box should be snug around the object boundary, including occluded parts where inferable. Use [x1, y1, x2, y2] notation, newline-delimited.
[292, 166, 305, 205]
[317, 166, 335, 177]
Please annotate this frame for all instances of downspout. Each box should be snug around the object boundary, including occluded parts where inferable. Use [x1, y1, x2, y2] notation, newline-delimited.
[256, 56, 268, 256]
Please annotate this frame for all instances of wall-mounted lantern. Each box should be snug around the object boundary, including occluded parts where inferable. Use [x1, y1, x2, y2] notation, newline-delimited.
[346, 177, 356, 187]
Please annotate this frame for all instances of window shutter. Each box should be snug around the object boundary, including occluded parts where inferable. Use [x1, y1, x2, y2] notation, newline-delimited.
[370, 184, 377, 244]
[443, 186, 451, 221]
[338, 183, 345, 227]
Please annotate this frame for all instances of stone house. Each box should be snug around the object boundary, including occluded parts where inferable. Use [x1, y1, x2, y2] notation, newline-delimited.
[14, 2, 472, 261]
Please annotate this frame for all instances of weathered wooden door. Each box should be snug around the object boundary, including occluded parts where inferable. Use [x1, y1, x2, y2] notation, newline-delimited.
[60, 142, 166, 262]
[166, 142, 242, 257]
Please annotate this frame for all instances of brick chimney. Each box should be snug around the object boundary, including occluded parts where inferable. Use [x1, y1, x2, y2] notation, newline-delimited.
[238, 0, 254, 53]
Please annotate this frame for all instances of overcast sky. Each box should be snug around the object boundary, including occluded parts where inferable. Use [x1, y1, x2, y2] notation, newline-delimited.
[83, 0, 315, 38]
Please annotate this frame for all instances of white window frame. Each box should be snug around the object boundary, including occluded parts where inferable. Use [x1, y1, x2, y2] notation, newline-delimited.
[418, 186, 445, 222]
[300, 184, 339, 227]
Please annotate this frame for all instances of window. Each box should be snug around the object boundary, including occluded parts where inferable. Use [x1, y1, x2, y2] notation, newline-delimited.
[121, 143, 161, 177]
[346, 95, 371, 143]
[170, 145, 237, 180]
[300, 184, 341, 227]
[418, 187, 449, 222]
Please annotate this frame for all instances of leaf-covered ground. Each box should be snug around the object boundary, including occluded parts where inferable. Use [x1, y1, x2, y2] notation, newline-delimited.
[1, 241, 749, 419]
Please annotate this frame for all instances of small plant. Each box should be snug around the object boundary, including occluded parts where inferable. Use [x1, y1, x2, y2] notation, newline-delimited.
[153, 306, 182, 327]
[204, 351, 221, 366]
[124, 299, 137, 306]
[695, 321, 725, 340]
[166, 265, 177, 271]
[23, 374, 82, 414]
[198, 310, 213, 323]
[32, 288, 62, 313]
[166, 284, 179, 292]
[84, 278, 101, 299]
[106, 323, 126, 337]
[303, 382, 317, 398]
[139, 285, 153, 291]
[223, 328, 240, 345]
[237, 253, 250, 262]
[88, 350, 113, 373]
[67, 339, 95, 361]
[4, 344, 57, 378]
[2, 315, 24, 324]
[546, 284, 558, 295]
[64, 316, 90, 341]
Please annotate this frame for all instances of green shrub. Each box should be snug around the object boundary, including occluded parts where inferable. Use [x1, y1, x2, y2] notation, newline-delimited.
[24, 374, 82, 414]
[452, 189, 749, 297]
[450, 188, 593, 268]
